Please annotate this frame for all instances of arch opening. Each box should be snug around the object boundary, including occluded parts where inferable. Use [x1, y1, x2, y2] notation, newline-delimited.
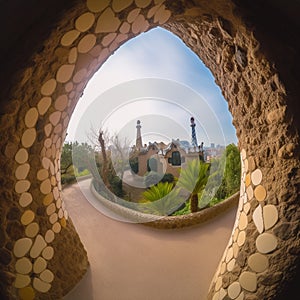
[0, 1, 299, 299]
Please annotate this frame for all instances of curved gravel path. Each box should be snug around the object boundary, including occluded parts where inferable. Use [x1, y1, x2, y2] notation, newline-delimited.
[63, 179, 236, 300]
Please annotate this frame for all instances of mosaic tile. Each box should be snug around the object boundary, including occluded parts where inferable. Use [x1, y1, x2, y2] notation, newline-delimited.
[25, 222, 39, 238]
[15, 180, 31, 194]
[127, 8, 141, 23]
[254, 185, 267, 201]
[41, 79, 57, 96]
[33, 257, 47, 274]
[56, 64, 75, 83]
[40, 179, 52, 195]
[45, 230, 55, 243]
[154, 4, 171, 24]
[78, 34, 97, 53]
[228, 281, 241, 299]
[263, 204, 278, 230]
[248, 253, 269, 273]
[251, 169, 262, 186]
[256, 233, 277, 254]
[33, 278, 51, 293]
[15, 163, 30, 180]
[13, 238, 33, 258]
[15, 257, 32, 274]
[75, 12, 95, 32]
[25, 108, 39, 128]
[40, 269, 54, 283]
[95, 8, 121, 33]
[61, 30, 80, 47]
[30, 235, 47, 258]
[112, 0, 133, 12]
[15, 274, 31, 288]
[21, 128, 37, 148]
[135, 0, 152, 8]
[21, 210, 35, 226]
[18, 286, 35, 300]
[19, 192, 33, 208]
[87, 0, 109, 12]
[239, 271, 257, 292]
[253, 205, 264, 233]
[42, 246, 54, 260]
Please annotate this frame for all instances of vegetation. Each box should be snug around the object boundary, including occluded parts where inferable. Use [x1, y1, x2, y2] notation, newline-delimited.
[60, 141, 93, 185]
[177, 159, 210, 213]
[141, 182, 183, 215]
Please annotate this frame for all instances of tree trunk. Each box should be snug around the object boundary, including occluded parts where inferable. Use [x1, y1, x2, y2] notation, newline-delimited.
[190, 193, 199, 213]
[98, 131, 111, 190]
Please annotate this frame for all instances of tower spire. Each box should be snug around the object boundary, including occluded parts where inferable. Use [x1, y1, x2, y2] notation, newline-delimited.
[136, 120, 143, 150]
[190, 117, 198, 148]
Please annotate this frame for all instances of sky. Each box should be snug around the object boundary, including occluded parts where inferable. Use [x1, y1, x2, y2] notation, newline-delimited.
[67, 27, 238, 147]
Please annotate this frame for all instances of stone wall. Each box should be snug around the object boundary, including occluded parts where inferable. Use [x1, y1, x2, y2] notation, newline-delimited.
[0, 0, 299, 299]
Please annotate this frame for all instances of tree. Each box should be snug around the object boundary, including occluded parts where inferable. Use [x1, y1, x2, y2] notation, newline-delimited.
[60, 142, 73, 174]
[177, 159, 210, 213]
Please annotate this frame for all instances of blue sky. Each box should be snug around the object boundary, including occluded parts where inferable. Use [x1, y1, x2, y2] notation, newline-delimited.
[67, 27, 237, 147]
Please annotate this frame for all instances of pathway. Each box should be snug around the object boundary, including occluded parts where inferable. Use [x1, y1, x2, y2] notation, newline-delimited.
[63, 179, 236, 300]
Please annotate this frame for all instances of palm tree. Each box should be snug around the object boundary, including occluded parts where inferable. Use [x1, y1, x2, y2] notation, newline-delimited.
[177, 159, 210, 213]
[141, 182, 183, 215]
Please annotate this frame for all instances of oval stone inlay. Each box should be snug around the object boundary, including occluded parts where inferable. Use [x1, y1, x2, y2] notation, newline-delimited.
[25, 107, 39, 128]
[18, 286, 35, 300]
[21, 128, 37, 148]
[253, 205, 264, 233]
[30, 235, 47, 259]
[15, 148, 28, 164]
[135, 0, 151, 8]
[238, 212, 248, 230]
[256, 233, 277, 254]
[112, 0, 133, 12]
[38, 97, 52, 115]
[15, 180, 31, 194]
[254, 185, 267, 201]
[248, 253, 269, 273]
[251, 169, 263, 186]
[21, 210, 35, 225]
[68, 47, 77, 64]
[54, 95, 68, 111]
[33, 257, 47, 274]
[49, 111, 61, 126]
[19, 192, 33, 207]
[40, 179, 52, 195]
[13, 238, 33, 258]
[263, 205, 278, 230]
[15, 163, 30, 180]
[75, 12, 95, 32]
[154, 5, 171, 24]
[60, 30, 80, 47]
[87, 0, 109, 12]
[95, 7, 121, 33]
[15, 257, 33, 274]
[40, 269, 54, 283]
[56, 64, 75, 83]
[25, 222, 40, 238]
[33, 278, 51, 293]
[228, 281, 241, 299]
[239, 271, 257, 292]
[41, 79, 56, 96]
[42, 246, 54, 260]
[15, 274, 31, 288]
[78, 34, 97, 53]
[45, 230, 55, 243]
[237, 231, 246, 247]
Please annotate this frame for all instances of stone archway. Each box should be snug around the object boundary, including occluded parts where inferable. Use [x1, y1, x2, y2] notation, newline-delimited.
[0, 0, 299, 299]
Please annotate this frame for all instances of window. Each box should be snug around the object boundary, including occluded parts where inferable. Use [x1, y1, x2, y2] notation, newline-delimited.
[171, 151, 181, 166]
